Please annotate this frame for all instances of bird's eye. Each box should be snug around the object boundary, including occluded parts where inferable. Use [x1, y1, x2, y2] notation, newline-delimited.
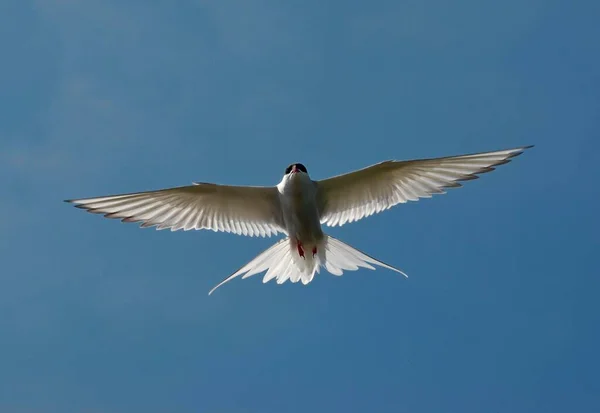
[296, 164, 307, 173]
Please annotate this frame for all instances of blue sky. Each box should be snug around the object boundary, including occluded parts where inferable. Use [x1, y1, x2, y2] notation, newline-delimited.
[1, 0, 599, 412]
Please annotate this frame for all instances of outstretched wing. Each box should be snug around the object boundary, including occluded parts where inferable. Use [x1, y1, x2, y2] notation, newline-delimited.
[316, 146, 533, 227]
[66, 182, 286, 237]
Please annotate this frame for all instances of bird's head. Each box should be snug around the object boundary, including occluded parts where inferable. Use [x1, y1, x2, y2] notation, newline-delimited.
[284, 163, 308, 178]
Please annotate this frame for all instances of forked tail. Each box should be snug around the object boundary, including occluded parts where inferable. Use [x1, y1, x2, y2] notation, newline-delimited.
[208, 235, 407, 295]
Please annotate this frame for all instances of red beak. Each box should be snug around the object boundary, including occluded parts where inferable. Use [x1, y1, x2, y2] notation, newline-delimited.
[291, 165, 299, 173]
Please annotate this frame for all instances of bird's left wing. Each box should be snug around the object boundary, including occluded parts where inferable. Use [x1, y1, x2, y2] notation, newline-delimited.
[66, 182, 286, 237]
[316, 146, 533, 227]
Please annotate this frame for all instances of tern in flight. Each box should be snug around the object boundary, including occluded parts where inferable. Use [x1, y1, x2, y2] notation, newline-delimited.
[66, 145, 533, 294]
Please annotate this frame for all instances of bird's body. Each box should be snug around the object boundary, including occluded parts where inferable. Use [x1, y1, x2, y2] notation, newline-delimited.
[66, 146, 533, 294]
[278, 168, 324, 253]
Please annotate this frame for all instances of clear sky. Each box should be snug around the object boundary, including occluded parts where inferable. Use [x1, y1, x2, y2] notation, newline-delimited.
[1, 1, 599, 412]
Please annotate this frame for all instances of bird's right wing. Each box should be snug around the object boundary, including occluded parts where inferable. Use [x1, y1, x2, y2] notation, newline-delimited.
[65, 182, 286, 237]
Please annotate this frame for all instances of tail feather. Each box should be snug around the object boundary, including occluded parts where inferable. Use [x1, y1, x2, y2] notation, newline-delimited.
[208, 235, 407, 295]
[324, 235, 408, 278]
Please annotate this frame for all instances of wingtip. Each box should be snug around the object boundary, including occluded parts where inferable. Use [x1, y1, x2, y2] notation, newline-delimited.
[394, 267, 409, 278]
[514, 144, 534, 154]
[207, 284, 220, 296]
[519, 144, 535, 152]
[504, 145, 534, 160]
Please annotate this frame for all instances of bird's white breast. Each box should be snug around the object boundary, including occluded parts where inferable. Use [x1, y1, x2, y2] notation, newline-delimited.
[277, 174, 323, 243]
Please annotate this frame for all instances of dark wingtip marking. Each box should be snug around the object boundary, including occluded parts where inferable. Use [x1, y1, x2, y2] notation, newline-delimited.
[445, 182, 463, 188]
[460, 175, 479, 182]
[104, 211, 125, 219]
[509, 145, 534, 157]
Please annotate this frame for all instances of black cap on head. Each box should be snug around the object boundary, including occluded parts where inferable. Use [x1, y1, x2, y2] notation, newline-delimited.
[285, 163, 308, 175]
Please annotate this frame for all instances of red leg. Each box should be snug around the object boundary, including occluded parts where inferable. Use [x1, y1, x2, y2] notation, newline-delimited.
[312, 246, 317, 257]
[296, 240, 305, 258]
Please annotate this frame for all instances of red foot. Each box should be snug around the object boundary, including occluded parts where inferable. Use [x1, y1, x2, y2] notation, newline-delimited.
[297, 241, 305, 258]
[312, 246, 317, 257]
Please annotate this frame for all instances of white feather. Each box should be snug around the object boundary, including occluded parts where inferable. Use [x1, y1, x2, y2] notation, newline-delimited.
[65, 183, 286, 237]
[316, 146, 533, 227]
[208, 235, 407, 295]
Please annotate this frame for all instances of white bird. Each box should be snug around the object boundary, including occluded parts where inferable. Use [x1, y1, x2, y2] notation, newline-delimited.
[65, 145, 533, 294]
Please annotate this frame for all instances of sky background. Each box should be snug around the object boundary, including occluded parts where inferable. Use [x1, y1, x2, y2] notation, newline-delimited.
[1, 0, 599, 412]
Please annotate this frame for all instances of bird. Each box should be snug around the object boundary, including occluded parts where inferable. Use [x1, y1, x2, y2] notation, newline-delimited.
[65, 145, 533, 294]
